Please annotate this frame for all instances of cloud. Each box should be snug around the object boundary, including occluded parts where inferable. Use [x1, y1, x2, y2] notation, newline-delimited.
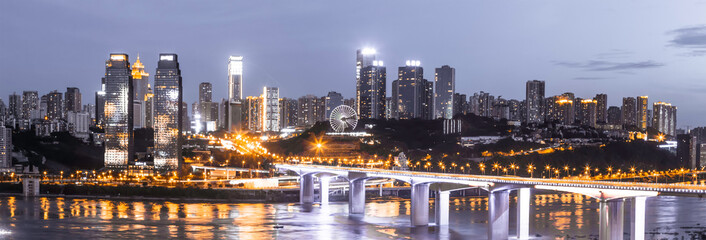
[573, 77, 607, 81]
[668, 25, 706, 48]
[554, 60, 664, 72]
[595, 49, 633, 59]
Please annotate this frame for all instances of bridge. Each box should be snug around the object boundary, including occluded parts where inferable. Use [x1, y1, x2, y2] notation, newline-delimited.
[276, 164, 706, 240]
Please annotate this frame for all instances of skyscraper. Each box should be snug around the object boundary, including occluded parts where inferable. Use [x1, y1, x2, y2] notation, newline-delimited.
[594, 93, 607, 124]
[356, 48, 376, 113]
[358, 61, 386, 119]
[8, 93, 21, 120]
[46, 91, 63, 121]
[636, 96, 648, 130]
[0, 126, 10, 169]
[263, 87, 280, 132]
[621, 97, 637, 127]
[453, 93, 467, 116]
[279, 98, 298, 129]
[525, 80, 545, 124]
[391, 60, 431, 120]
[298, 95, 320, 127]
[153, 54, 182, 171]
[103, 54, 133, 168]
[577, 99, 597, 127]
[64, 87, 81, 116]
[227, 56, 243, 132]
[245, 96, 262, 132]
[653, 102, 677, 136]
[325, 91, 343, 120]
[131, 55, 150, 129]
[228, 56, 243, 100]
[21, 91, 39, 120]
[199, 82, 212, 103]
[434, 65, 455, 119]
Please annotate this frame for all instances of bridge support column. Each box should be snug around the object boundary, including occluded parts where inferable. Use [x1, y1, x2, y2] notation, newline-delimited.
[630, 197, 646, 240]
[599, 199, 625, 240]
[434, 190, 450, 226]
[488, 190, 510, 240]
[300, 174, 314, 204]
[319, 176, 330, 205]
[349, 179, 367, 214]
[516, 188, 531, 239]
[411, 183, 430, 226]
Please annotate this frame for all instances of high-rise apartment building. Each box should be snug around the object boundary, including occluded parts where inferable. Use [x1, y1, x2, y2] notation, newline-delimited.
[358, 61, 386, 119]
[434, 65, 455, 119]
[279, 98, 298, 129]
[577, 99, 597, 127]
[21, 91, 39, 120]
[103, 54, 133, 168]
[297, 95, 322, 127]
[356, 48, 376, 113]
[263, 87, 280, 132]
[153, 54, 182, 171]
[325, 91, 343, 120]
[607, 106, 621, 125]
[199, 82, 212, 103]
[391, 61, 432, 120]
[525, 80, 545, 124]
[621, 97, 637, 127]
[453, 93, 467, 116]
[46, 91, 63, 121]
[245, 96, 262, 132]
[636, 96, 648, 130]
[8, 93, 21, 120]
[546, 95, 574, 125]
[0, 126, 10, 169]
[227, 56, 243, 132]
[64, 87, 81, 117]
[594, 93, 607, 124]
[653, 102, 677, 136]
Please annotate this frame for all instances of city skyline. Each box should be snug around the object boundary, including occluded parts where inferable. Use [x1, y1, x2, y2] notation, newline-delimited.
[3, 1, 706, 128]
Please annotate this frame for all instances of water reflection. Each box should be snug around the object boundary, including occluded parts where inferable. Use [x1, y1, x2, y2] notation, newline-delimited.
[0, 193, 704, 239]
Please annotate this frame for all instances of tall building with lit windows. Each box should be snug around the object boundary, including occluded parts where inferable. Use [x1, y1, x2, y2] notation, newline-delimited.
[227, 56, 243, 132]
[245, 96, 262, 132]
[263, 87, 280, 132]
[577, 99, 597, 127]
[21, 91, 39, 120]
[153, 54, 182, 171]
[594, 93, 607, 124]
[621, 97, 637, 127]
[434, 65, 455, 119]
[653, 102, 677, 136]
[356, 48, 376, 114]
[103, 54, 133, 168]
[64, 87, 81, 117]
[199, 82, 212, 103]
[636, 96, 648, 130]
[359, 61, 386, 119]
[0, 126, 10, 169]
[325, 91, 343, 120]
[131, 55, 150, 129]
[391, 60, 431, 120]
[525, 80, 545, 124]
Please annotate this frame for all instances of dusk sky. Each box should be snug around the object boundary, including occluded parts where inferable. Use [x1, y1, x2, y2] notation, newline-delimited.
[2, 1, 706, 127]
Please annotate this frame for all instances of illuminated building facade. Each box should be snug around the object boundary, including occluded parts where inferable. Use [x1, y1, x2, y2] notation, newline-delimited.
[391, 61, 432, 120]
[546, 94, 574, 125]
[104, 54, 133, 168]
[577, 99, 597, 127]
[227, 56, 243, 133]
[359, 61, 386, 119]
[637, 96, 648, 130]
[525, 80, 545, 124]
[245, 96, 262, 132]
[607, 106, 621, 125]
[297, 95, 322, 127]
[8, 93, 21, 120]
[153, 54, 182, 171]
[199, 82, 212, 103]
[434, 65, 455, 119]
[653, 102, 677, 136]
[263, 87, 280, 132]
[0, 126, 11, 169]
[131, 55, 150, 129]
[279, 98, 298, 129]
[46, 91, 63, 120]
[356, 48, 376, 114]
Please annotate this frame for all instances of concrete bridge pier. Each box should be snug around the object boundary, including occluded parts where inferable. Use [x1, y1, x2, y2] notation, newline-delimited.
[349, 179, 367, 214]
[434, 190, 450, 226]
[488, 190, 510, 240]
[411, 183, 431, 226]
[319, 176, 330, 205]
[516, 188, 531, 239]
[630, 197, 647, 240]
[300, 174, 315, 205]
[599, 199, 625, 240]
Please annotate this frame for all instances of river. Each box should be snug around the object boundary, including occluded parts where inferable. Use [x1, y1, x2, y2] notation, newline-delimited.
[0, 193, 705, 239]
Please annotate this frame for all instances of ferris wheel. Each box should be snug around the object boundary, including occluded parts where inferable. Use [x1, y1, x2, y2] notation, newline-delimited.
[329, 105, 358, 132]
